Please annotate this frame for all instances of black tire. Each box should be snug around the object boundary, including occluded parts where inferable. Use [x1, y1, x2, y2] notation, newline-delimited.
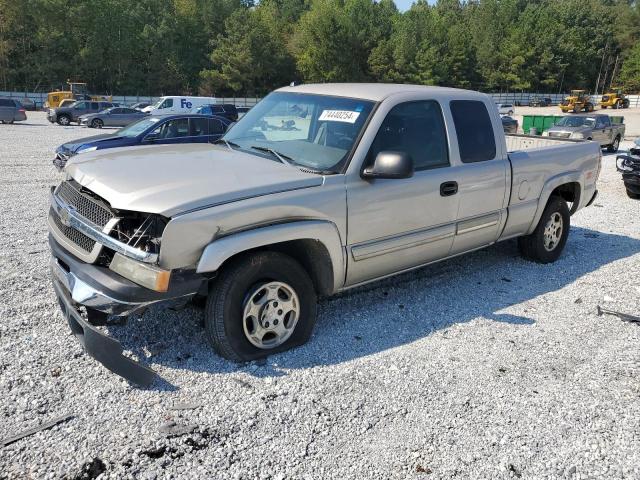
[91, 118, 103, 129]
[57, 115, 71, 126]
[626, 188, 640, 200]
[607, 135, 620, 153]
[204, 251, 317, 362]
[518, 196, 570, 264]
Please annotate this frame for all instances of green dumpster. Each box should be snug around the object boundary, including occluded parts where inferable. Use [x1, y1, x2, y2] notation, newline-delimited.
[522, 115, 564, 135]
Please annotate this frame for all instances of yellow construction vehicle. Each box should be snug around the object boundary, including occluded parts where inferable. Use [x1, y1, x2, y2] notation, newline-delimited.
[600, 87, 630, 109]
[559, 90, 595, 113]
[44, 82, 112, 108]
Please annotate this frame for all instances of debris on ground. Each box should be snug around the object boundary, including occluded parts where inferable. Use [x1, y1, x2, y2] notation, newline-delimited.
[597, 305, 640, 324]
[1, 414, 74, 447]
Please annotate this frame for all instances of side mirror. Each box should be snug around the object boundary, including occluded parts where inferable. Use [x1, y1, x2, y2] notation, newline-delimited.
[362, 151, 414, 179]
[144, 133, 159, 143]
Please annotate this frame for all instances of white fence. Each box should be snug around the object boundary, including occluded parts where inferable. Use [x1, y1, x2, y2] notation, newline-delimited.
[488, 92, 640, 108]
[0, 90, 262, 109]
[3, 88, 640, 109]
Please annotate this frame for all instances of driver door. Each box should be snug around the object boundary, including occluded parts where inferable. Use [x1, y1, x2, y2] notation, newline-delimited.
[345, 100, 459, 286]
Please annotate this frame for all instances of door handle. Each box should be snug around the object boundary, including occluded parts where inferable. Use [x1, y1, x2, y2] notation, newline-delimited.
[440, 181, 458, 197]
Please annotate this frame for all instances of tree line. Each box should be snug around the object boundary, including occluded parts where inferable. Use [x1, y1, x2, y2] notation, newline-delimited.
[1, 0, 639, 97]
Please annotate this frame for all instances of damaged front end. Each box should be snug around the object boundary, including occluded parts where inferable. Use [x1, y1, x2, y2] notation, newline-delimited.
[48, 180, 206, 386]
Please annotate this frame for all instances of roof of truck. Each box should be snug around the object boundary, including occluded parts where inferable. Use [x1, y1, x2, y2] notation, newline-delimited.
[276, 83, 479, 102]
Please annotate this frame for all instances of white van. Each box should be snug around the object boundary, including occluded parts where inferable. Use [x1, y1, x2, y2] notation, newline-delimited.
[143, 96, 217, 115]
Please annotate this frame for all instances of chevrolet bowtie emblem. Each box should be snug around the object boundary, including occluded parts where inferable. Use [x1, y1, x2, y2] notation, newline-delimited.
[59, 206, 73, 227]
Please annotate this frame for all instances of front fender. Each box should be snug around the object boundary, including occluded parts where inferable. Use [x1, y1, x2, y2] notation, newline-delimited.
[196, 220, 345, 293]
[526, 171, 582, 235]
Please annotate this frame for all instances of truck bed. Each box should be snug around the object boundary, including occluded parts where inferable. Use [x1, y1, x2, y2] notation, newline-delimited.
[506, 134, 582, 152]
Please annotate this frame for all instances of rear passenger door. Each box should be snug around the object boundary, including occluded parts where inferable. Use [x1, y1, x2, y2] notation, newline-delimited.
[447, 100, 509, 255]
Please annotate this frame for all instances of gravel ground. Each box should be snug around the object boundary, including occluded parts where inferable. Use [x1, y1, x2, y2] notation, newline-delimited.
[1, 112, 639, 479]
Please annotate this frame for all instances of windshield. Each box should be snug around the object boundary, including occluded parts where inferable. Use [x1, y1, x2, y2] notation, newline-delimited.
[223, 92, 375, 172]
[149, 98, 164, 109]
[116, 117, 161, 137]
[555, 116, 595, 128]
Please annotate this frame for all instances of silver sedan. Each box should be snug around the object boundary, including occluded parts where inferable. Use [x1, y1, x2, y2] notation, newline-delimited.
[80, 107, 147, 128]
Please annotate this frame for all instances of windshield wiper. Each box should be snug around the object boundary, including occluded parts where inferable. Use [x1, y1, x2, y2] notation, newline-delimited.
[249, 145, 296, 167]
[213, 138, 241, 150]
[213, 138, 240, 150]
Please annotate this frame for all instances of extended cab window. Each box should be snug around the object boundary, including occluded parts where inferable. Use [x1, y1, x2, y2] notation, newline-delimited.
[368, 100, 449, 171]
[450, 100, 497, 163]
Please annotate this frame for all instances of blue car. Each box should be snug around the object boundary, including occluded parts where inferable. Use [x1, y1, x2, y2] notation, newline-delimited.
[53, 114, 232, 170]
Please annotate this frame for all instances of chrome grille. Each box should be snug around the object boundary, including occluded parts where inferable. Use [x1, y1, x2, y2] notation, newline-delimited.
[56, 181, 114, 227]
[50, 207, 96, 253]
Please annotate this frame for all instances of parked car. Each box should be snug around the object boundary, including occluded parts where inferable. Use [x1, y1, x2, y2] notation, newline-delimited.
[47, 83, 601, 385]
[47, 100, 118, 125]
[543, 114, 625, 152]
[616, 138, 640, 199]
[0, 97, 27, 124]
[497, 103, 514, 115]
[79, 107, 148, 128]
[237, 106, 252, 119]
[130, 102, 151, 111]
[142, 96, 217, 115]
[53, 114, 231, 170]
[194, 104, 238, 122]
[19, 97, 37, 111]
[529, 97, 552, 107]
[501, 116, 518, 134]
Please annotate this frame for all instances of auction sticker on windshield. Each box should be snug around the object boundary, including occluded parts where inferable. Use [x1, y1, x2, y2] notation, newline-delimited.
[319, 110, 360, 123]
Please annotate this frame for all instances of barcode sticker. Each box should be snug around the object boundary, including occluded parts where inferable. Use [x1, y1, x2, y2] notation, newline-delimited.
[318, 110, 360, 123]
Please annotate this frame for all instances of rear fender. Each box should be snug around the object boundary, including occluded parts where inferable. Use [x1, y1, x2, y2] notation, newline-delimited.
[526, 171, 582, 235]
[196, 220, 345, 293]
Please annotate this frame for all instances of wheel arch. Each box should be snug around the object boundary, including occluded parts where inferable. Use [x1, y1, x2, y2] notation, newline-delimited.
[196, 220, 344, 296]
[526, 175, 582, 235]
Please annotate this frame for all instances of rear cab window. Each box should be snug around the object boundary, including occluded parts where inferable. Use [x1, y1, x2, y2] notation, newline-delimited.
[450, 100, 497, 163]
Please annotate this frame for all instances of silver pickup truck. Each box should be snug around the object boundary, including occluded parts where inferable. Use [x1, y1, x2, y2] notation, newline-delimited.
[48, 84, 601, 385]
[543, 114, 625, 152]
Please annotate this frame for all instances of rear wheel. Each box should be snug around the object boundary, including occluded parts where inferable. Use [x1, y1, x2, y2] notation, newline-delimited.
[204, 251, 317, 362]
[518, 196, 570, 264]
[607, 135, 620, 153]
[586, 103, 594, 112]
[57, 115, 71, 126]
[91, 118, 103, 129]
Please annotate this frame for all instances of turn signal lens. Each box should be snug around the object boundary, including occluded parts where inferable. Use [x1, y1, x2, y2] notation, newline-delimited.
[109, 253, 171, 292]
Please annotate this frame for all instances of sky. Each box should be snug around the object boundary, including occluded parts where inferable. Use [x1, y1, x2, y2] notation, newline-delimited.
[394, 0, 434, 12]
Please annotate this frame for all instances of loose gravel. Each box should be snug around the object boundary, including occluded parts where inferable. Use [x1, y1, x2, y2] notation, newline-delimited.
[1, 113, 639, 479]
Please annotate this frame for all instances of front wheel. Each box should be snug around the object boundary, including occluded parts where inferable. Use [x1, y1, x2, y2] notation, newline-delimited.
[518, 196, 570, 264]
[204, 251, 317, 362]
[91, 118, 103, 129]
[607, 136, 620, 153]
[57, 115, 71, 126]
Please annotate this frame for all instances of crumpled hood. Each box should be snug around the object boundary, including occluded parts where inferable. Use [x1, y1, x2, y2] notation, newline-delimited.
[65, 143, 324, 217]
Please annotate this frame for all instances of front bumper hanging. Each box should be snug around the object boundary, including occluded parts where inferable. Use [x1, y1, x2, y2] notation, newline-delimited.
[51, 274, 158, 387]
[49, 236, 206, 386]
